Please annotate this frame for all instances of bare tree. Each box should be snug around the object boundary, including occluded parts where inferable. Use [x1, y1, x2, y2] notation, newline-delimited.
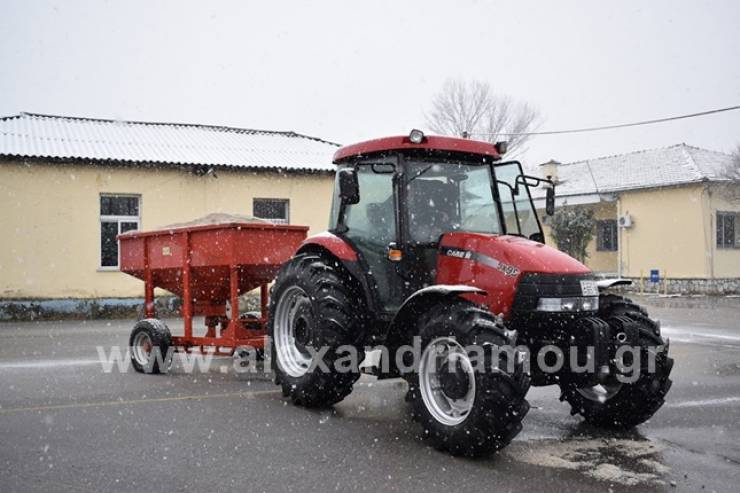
[425, 79, 540, 154]
[724, 144, 740, 180]
[719, 144, 740, 201]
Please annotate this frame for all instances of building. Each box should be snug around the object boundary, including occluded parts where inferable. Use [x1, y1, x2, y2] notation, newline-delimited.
[2, 113, 738, 319]
[0, 112, 338, 315]
[533, 144, 740, 293]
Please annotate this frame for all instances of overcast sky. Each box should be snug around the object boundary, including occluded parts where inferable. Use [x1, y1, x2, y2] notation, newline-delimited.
[1, 0, 739, 164]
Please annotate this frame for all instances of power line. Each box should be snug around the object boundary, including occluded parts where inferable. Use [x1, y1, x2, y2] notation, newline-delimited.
[469, 104, 740, 137]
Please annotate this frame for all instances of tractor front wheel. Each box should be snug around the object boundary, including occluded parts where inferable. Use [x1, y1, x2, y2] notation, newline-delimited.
[407, 301, 530, 456]
[559, 297, 673, 428]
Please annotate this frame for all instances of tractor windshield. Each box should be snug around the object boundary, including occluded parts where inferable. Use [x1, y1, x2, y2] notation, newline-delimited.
[406, 161, 502, 243]
[405, 160, 542, 243]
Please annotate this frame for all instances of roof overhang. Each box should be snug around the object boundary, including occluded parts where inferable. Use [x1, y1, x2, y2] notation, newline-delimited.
[0, 154, 336, 174]
[533, 192, 617, 209]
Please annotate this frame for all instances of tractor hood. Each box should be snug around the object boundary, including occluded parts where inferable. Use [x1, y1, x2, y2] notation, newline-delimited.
[436, 232, 591, 317]
[439, 232, 590, 276]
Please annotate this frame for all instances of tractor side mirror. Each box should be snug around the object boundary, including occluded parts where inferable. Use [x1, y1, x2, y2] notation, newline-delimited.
[338, 168, 360, 205]
[545, 186, 555, 216]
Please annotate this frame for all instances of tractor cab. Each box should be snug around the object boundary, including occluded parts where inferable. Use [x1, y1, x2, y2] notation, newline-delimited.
[330, 130, 555, 313]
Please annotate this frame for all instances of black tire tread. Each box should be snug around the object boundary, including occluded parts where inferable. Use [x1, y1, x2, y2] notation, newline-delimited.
[408, 300, 530, 457]
[269, 253, 365, 408]
[128, 318, 172, 374]
[560, 297, 673, 428]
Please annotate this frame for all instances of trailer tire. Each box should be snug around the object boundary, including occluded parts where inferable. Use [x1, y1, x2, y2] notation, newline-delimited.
[269, 253, 366, 408]
[559, 300, 673, 428]
[407, 301, 530, 456]
[129, 319, 172, 374]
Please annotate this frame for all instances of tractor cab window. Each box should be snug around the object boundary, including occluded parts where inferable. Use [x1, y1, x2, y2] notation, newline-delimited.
[494, 162, 541, 239]
[343, 167, 396, 245]
[342, 165, 400, 307]
[406, 162, 501, 244]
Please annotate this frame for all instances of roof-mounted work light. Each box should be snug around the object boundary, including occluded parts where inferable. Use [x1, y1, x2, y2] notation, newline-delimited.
[494, 141, 509, 155]
[408, 129, 425, 144]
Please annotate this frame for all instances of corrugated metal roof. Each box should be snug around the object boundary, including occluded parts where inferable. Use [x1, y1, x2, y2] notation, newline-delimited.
[0, 112, 339, 172]
[533, 144, 733, 198]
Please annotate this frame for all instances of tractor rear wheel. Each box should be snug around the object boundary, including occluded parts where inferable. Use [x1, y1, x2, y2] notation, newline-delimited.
[407, 301, 530, 456]
[269, 253, 366, 408]
[559, 296, 673, 427]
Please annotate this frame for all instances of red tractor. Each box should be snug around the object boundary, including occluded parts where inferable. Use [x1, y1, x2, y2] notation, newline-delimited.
[268, 130, 673, 456]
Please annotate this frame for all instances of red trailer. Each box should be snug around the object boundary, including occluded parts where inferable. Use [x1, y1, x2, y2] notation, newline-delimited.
[118, 219, 307, 369]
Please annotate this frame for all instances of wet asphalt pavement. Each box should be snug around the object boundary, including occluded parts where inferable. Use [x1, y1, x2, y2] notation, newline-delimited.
[1, 295, 739, 492]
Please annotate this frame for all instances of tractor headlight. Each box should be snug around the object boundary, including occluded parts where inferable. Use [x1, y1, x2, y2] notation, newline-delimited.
[536, 296, 599, 312]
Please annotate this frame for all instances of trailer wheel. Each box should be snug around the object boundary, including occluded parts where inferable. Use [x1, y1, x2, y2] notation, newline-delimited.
[559, 300, 673, 428]
[269, 253, 366, 408]
[129, 319, 173, 374]
[407, 301, 530, 457]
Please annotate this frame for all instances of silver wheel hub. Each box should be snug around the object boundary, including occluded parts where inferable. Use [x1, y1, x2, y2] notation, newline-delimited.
[132, 331, 153, 366]
[419, 337, 476, 426]
[576, 383, 623, 403]
[273, 286, 314, 378]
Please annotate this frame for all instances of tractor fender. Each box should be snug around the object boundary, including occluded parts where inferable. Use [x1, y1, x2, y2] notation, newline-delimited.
[596, 278, 632, 292]
[386, 285, 487, 346]
[297, 231, 358, 261]
[295, 235, 379, 316]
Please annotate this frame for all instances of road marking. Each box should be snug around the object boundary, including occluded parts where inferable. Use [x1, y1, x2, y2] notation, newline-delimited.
[0, 359, 101, 369]
[685, 332, 740, 342]
[667, 396, 740, 408]
[662, 327, 740, 343]
[0, 389, 282, 415]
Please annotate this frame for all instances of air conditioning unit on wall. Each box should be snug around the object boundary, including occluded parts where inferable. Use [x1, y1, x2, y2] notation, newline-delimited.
[618, 213, 633, 228]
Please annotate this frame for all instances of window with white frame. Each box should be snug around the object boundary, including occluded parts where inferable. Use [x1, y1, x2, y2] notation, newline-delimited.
[100, 194, 140, 268]
[253, 198, 289, 224]
[716, 211, 737, 249]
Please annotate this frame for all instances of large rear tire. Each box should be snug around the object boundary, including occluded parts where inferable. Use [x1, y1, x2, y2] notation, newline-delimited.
[407, 301, 530, 456]
[560, 295, 673, 427]
[269, 253, 366, 408]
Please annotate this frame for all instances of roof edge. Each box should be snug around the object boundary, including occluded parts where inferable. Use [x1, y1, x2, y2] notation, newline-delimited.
[544, 179, 726, 200]
[0, 153, 337, 174]
[1, 111, 341, 147]
[559, 143, 729, 167]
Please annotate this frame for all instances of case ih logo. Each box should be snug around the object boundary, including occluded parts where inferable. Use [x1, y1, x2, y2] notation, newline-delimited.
[445, 248, 472, 259]
[441, 247, 520, 277]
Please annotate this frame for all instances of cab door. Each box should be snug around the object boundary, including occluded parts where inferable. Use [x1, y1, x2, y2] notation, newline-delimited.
[342, 162, 405, 313]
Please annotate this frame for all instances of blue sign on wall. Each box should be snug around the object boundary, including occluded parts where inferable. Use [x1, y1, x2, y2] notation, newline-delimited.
[650, 269, 660, 283]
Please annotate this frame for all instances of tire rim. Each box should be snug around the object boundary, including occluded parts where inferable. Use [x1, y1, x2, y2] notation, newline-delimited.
[419, 337, 476, 426]
[132, 331, 153, 366]
[273, 286, 313, 378]
[576, 383, 623, 403]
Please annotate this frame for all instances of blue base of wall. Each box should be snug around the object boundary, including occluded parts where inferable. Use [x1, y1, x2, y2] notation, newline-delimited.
[618, 277, 740, 295]
[0, 297, 180, 321]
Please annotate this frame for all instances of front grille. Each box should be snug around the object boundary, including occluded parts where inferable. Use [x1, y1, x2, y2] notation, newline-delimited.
[512, 272, 596, 313]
